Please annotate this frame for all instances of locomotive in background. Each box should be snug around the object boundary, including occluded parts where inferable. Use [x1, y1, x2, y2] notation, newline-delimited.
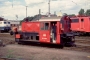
[0, 18, 11, 32]
[10, 15, 75, 48]
[0, 17, 20, 33]
[70, 16, 90, 36]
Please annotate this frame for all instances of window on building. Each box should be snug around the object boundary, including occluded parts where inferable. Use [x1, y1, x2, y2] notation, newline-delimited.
[14, 24, 15, 26]
[8, 22, 10, 24]
[11, 24, 12, 26]
[4, 22, 6, 24]
[0, 22, 2, 24]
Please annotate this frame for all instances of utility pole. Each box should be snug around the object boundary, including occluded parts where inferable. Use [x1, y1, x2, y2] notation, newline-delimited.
[26, 6, 28, 17]
[72, 1, 77, 5]
[48, 0, 50, 17]
[38, 9, 41, 20]
[12, 0, 13, 8]
[39, 9, 41, 15]
[16, 15, 18, 20]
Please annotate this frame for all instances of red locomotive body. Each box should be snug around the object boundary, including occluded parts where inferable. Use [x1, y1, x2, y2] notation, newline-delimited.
[10, 16, 75, 48]
[16, 21, 61, 44]
[70, 16, 90, 35]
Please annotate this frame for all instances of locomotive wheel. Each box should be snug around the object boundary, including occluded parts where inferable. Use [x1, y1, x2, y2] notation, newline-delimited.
[17, 41, 22, 44]
[17, 40, 24, 45]
[15, 38, 22, 44]
[60, 44, 64, 49]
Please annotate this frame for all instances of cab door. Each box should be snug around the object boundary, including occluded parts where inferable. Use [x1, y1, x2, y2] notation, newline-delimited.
[80, 18, 84, 31]
[39, 22, 50, 43]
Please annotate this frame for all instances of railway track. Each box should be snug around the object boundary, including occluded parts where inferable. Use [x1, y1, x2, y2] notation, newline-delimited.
[0, 44, 90, 60]
[0, 33, 90, 53]
[12, 41, 90, 52]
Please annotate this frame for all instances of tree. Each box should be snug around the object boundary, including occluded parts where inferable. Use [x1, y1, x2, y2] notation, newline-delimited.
[32, 14, 41, 20]
[63, 13, 67, 16]
[23, 16, 34, 21]
[20, 14, 41, 25]
[0, 17, 4, 21]
[85, 9, 90, 16]
[68, 14, 76, 17]
[78, 9, 85, 15]
[20, 16, 34, 24]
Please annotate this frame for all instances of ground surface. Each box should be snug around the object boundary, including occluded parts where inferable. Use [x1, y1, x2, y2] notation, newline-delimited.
[0, 33, 90, 60]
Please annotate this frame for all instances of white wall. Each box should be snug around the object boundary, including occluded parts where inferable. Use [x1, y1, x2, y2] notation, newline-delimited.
[8, 20, 20, 25]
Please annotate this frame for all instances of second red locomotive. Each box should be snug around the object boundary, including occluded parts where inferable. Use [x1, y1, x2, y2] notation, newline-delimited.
[70, 16, 90, 35]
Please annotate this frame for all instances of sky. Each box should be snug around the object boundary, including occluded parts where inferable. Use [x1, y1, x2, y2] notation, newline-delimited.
[0, 0, 90, 20]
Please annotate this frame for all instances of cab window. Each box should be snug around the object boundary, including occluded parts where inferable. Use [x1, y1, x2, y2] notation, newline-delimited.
[71, 19, 79, 23]
[40, 22, 49, 30]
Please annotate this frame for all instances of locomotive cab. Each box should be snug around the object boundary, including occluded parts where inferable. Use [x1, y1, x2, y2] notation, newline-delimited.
[39, 21, 60, 44]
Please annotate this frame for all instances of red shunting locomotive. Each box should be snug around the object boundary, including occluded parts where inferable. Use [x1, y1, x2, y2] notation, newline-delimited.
[10, 15, 75, 48]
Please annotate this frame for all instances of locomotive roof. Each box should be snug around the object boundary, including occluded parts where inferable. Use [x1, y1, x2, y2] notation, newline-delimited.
[32, 17, 62, 22]
[41, 17, 61, 19]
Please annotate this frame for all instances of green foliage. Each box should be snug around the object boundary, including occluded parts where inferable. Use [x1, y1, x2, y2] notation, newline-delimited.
[19, 8, 90, 25]
[85, 9, 90, 16]
[23, 16, 34, 21]
[6, 50, 15, 58]
[20, 16, 34, 25]
[78, 8, 85, 15]
[20, 14, 41, 25]
[68, 14, 76, 17]
[0, 17, 4, 21]
[33, 14, 41, 20]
